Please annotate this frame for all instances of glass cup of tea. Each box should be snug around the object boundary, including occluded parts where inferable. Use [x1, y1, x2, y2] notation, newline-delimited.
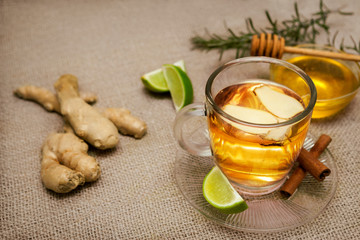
[174, 57, 317, 195]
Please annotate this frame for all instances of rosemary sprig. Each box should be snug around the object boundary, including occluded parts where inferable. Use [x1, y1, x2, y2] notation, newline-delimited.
[191, 0, 357, 59]
[343, 37, 360, 54]
[328, 31, 360, 55]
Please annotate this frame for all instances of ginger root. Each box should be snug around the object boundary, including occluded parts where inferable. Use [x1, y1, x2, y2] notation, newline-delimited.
[54, 74, 119, 150]
[15, 75, 148, 194]
[41, 132, 100, 193]
[79, 91, 98, 104]
[14, 85, 97, 112]
[14, 83, 147, 139]
[15, 85, 61, 112]
[102, 108, 147, 139]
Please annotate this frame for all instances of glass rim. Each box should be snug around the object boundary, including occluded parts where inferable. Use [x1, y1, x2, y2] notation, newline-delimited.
[205, 56, 317, 128]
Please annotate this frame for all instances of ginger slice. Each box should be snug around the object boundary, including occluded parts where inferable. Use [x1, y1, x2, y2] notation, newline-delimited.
[41, 132, 100, 193]
[54, 74, 119, 149]
[223, 105, 278, 135]
[254, 86, 304, 119]
[222, 105, 290, 141]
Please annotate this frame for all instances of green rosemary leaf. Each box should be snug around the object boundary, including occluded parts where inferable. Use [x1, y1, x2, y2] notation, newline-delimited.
[227, 28, 237, 38]
[338, 11, 353, 16]
[339, 38, 345, 51]
[219, 49, 224, 61]
[246, 18, 259, 34]
[294, 2, 300, 20]
[235, 48, 240, 59]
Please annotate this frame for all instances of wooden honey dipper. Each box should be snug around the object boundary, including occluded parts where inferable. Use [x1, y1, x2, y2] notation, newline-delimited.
[251, 33, 360, 61]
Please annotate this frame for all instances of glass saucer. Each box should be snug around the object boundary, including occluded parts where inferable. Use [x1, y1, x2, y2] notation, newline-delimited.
[174, 136, 338, 232]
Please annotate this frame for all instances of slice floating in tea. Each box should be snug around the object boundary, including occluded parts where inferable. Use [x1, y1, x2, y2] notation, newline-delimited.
[265, 125, 291, 141]
[254, 86, 304, 119]
[222, 105, 277, 134]
[222, 105, 289, 141]
[223, 105, 278, 124]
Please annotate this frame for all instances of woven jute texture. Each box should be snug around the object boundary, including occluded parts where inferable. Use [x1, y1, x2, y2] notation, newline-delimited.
[1, 0, 359, 239]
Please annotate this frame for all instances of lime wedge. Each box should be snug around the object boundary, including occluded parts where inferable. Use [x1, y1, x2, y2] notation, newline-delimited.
[141, 69, 168, 93]
[162, 64, 193, 111]
[203, 166, 248, 214]
[141, 60, 186, 93]
[173, 59, 186, 72]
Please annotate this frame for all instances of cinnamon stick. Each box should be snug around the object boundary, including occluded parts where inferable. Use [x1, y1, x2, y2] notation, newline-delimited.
[309, 134, 332, 159]
[298, 148, 331, 181]
[280, 134, 332, 197]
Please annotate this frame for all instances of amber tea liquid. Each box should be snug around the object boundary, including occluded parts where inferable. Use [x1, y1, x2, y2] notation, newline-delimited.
[208, 81, 310, 193]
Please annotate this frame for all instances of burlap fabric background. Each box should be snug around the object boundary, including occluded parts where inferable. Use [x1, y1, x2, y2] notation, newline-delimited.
[1, 0, 359, 239]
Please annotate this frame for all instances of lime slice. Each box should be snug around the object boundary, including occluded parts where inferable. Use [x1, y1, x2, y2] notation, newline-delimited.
[203, 166, 248, 214]
[162, 64, 193, 111]
[173, 59, 186, 72]
[141, 60, 186, 93]
[141, 69, 168, 93]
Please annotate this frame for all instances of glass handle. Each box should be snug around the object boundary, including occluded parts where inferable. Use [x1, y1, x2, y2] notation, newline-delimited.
[173, 103, 212, 156]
